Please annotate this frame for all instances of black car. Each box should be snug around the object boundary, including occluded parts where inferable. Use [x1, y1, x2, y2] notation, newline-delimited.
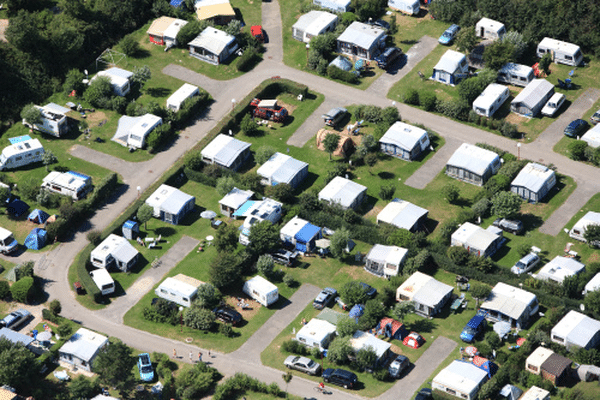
[269, 249, 298, 267]
[322, 368, 358, 389]
[374, 47, 402, 70]
[313, 287, 337, 310]
[213, 306, 242, 326]
[492, 218, 524, 235]
[359, 282, 377, 298]
[414, 388, 433, 400]
[564, 119, 589, 138]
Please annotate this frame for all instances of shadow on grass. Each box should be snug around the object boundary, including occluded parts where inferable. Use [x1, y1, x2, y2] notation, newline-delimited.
[521, 213, 544, 231]
[146, 87, 172, 98]
[294, 171, 320, 193]
[491, 244, 511, 262]
[177, 205, 204, 227]
[378, 171, 395, 179]
[409, 318, 437, 333]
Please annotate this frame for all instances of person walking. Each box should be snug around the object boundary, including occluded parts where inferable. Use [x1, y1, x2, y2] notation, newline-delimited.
[198, 352, 203, 363]
[173, 348, 177, 358]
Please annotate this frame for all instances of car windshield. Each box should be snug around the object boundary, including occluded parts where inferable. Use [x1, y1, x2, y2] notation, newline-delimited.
[307, 360, 315, 367]
[141, 366, 153, 373]
[443, 31, 452, 38]
[463, 326, 476, 336]
[515, 261, 526, 270]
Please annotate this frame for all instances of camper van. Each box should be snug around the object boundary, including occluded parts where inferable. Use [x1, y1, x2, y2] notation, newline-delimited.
[90, 268, 115, 296]
[243, 275, 279, 307]
[42, 171, 93, 200]
[537, 37, 583, 67]
[166, 84, 200, 112]
[0, 227, 18, 254]
[498, 63, 535, 87]
[0, 138, 45, 171]
[388, 0, 419, 15]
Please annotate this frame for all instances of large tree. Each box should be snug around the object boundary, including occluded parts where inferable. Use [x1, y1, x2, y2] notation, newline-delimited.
[137, 203, 154, 229]
[339, 281, 369, 309]
[247, 220, 279, 256]
[209, 252, 242, 289]
[93, 339, 136, 395]
[69, 375, 101, 400]
[214, 223, 239, 253]
[323, 133, 341, 160]
[20, 103, 42, 126]
[0, 338, 40, 391]
[392, 301, 414, 322]
[329, 227, 350, 259]
[491, 191, 522, 219]
[195, 283, 222, 310]
[584, 225, 600, 247]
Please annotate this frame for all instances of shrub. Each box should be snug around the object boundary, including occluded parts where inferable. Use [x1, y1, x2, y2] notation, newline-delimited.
[500, 121, 520, 138]
[42, 308, 59, 324]
[86, 230, 102, 245]
[403, 89, 419, 105]
[471, 197, 491, 217]
[49, 299, 61, 315]
[442, 184, 459, 203]
[183, 307, 215, 331]
[326, 65, 358, 84]
[57, 322, 72, 338]
[447, 246, 469, 265]
[237, 48, 260, 72]
[0, 280, 9, 300]
[436, 99, 470, 121]
[11, 276, 34, 303]
[281, 340, 309, 355]
[255, 145, 277, 165]
[569, 141, 588, 161]
[419, 92, 437, 111]
[219, 323, 234, 338]
[373, 368, 389, 381]
[379, 184, 396, 200]
[283, 274, 297, 287]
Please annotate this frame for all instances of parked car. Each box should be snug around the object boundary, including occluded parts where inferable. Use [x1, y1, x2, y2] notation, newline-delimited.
[541, 93, 566, 117]
[439, 24, 460, 45]
[493, 218, 524, 235]
[414, 388, 433, 400]
[0, 309, 31, 330]
[321, 107, 347, 127]
[511, 252, 540, 275]
[591, 109, 600, 125]
[388, 355, 410, 378]
[359, 282, 377, 298]
[322, 368, 358, 389]
[283, 355, 321, 375]
[460, 311, 488, 343]
[269, 248, 298, 267]
[137, 353, 154, 382]
[564, 118, 589, 138]
[313, 287, 337, 310]
[213, 306, 242, 326]
[375, 47, 402, 70]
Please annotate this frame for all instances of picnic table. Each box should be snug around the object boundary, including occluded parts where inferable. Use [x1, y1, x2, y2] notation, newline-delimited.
[450, 294, 465, 313]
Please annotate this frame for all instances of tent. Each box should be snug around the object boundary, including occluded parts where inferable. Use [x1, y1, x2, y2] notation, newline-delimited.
[25, 228, 47, 250]
[500, 384, 523, 400]
[349, 304, 365, 322]
[316, 129, 356, 158]
[5, 265, 20, 282]
[403, 332, 425, 349]
[472, 355, 498, 378]
[329, 55, 353, 71]
[122, 220, 139, 240]
[377, 317, 408, 340]
[28, 209, 50, 224]
[7, 199, 29, 218]
[494, 321, 511, 340]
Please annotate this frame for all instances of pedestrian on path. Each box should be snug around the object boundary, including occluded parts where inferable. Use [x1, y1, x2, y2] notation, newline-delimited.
[189, 351, 193, 362]
[173, 348, 177, 358]
[198, 352, 203, 363]
[208, 350, 211, 358]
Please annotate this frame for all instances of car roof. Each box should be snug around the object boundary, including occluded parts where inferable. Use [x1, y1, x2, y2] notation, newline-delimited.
[520, 253, 539, 263]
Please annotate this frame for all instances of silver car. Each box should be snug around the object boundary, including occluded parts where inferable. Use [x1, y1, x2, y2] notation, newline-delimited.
[283, 356, 321, 376]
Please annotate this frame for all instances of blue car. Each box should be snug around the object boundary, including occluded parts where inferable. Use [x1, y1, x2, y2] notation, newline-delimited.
[439, 24, 460, 45]
[137, 353, 154, 382]
[460, 311, 487, 343]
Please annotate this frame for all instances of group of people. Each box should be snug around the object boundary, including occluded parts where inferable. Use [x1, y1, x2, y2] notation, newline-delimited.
[172, 348, 211, 363]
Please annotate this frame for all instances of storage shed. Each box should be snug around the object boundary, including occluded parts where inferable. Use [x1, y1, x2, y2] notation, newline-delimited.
[90, 234, 139, 272]
[336, 22, 386, 60]
[432, 360, 489, 400]
[480, 282, 539, 328]
[145, 184, 195, 225]
[155, 274, 204, 307]
[350, 330, 391, 367]
[379, 121, 430, 161]
[243, 275, 279, 307]
[166, 83, 200, 112]
[376, 199, 429, 232]
[536, 256, 585, 284]
[475, 18, 506, 40]
[112, 114, 163, 149]
[396, 272, 453, 317]
[292, 11, 338, 43]
[581, 124, 600, 148]
[257, 152, 309, 188]
[569, 211, 600, 242]
[122, 220, 139, 240]
[91, 67, 133, 97]
[295, 318, 336, 350]
[451, 222, 503, 258]
[42, 170, 93, 200]
[537, 37, 583, 66]
[364, 244, 408, 277]
[312, 0, 350, 13]
[147, 16, 188, 46]
[510, 162, 556, 203]
[498, 63, 535, 87]
[510, 79, 555, 117]
[188, 27, 238, 65]
[472, 83, 510, 118]
[201, 134, 251, 171]
[59, 328, 108, 372]
[219, 187, 254, 218]
[194, 0, 235, 24]
[280, 215, 322, 253]
[432, 50, 468, 85]
[318, 176, 367, 210]
[446, 143, 501, 186]
[551, 310, 600, 350]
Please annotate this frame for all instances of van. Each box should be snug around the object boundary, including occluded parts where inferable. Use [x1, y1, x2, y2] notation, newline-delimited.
[511, 252, 540, 275]
[375, 47, 402, 70]
[90, 269, 115, 296]
[321, 107, 348, 127]
[541, 93, 566, 117]
[460, 312, 487, 343]
[0, 227, 18, 254]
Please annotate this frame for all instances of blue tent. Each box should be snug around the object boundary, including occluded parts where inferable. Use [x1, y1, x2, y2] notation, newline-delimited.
[349, 304, 365, 322]
[28, 209, 50, 224]
[25, 228, 47, 250]
[294, 223, 321, 253]
[170, 0, 184, 7]
[7, 199, 29, 218]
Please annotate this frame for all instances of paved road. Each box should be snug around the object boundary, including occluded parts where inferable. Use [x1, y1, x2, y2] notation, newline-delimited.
[405, 137, 462, 190]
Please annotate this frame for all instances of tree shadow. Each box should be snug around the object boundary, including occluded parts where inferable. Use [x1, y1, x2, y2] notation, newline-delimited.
[154, 226, 177, 238]
[133, 48, 152, 59]
[146, 87, 172, 98]
[177, 206, 203, 227]
[409, 318, 437, 333]
[491, 244, 511, 262]
[378, 171, 395, 180]
[521, 213, 544, 231]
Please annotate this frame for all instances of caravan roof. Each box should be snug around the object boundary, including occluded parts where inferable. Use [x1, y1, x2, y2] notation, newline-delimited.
[43, 171, 90, 193]
[318, 176, 366, 209]
[246, 275, 278, 293]
[511, 163, 555, 193]
[473, 83, 509, 111]
[366, 244, 408, 266]
[60, 328, 108, 363]
[500, 62, 534, 76]
[538, 37, 581, 54]
[257, 152, 308, 185]
[447, 143, 500, 176]
[433, 360, 488, 396]
[552, 310, 600, 349]
[481, 282, 537, 321]
[2, 138, 43, 158]
[90, 268, 113, 288]
[585, 272, 600, 295]
[201, 134, 251, 168]
[297, 318, 336, 344]
[337, 22, 385, 50]
[537, 256, 585, 283]
[434, 50, 466, 73]
[281, 216, 310, 239]
[95, 67, 133, 88]
[512, 79, 554, 110]
[167, 84, 199, 108]
[452, 222, 500, 252]
[158, 274, 203, 299]
[92, 234, 138, 264]
[350, 330, 391, 359]
[219, 187, 254, 209]
[189, 27, 236, 55]
[293, 11, 338, 36]
[379, 121, 428, 153]
[147, 16, 177, 36]
[377, 199, 428, 231]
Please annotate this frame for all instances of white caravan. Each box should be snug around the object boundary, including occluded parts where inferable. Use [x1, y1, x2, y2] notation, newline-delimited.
[0, 138, 44, 171]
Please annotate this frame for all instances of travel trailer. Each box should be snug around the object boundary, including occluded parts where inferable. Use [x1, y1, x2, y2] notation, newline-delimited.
[90, 268, 115, 295]
[388, 0, 419, 15]
[0, 227, 18, 254]
[166, 84, 200, 112]
[42, 171, 93, 200]
[0, 137, 44, 171]
[498, 63, 535, 88]
[243, 275, 279, 307]
[537, 37, 583, 66]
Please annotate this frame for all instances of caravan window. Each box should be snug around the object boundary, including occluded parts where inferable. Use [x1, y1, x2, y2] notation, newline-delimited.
[519, 77, 527, 82]
[182, 297, 189, 302]
[15, 157, 22, 161]
[92, 258, 103, 264]
[160, 289, 167, 294]
[565, 55, 573, 61]
[539, 48, 545, 53]
[101, 284, 113, 290]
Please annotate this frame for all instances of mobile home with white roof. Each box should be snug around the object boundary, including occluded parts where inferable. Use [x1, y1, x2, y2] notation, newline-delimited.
[445, 143, 501, 186]
[90, 268, 115, 295]
[569, 211, 600, 242]
[388, 0, 419, 15]
[91, 67, 133, 97]
[498, 63, 535, 87]
[243, 275, 279, 307]
[42, 171, 93, 200]
[537, 37, 583, 66]
[473, 83, 510, 117]
[475, 18, 506, 40]
[0, 137, 45, 171]
[155, 274, 204, 307]
[166, 83, 200, 112]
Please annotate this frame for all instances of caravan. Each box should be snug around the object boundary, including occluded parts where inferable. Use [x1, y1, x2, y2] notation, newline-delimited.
[155, 274, 204, 307]
[90, 269, 115, 295]
[243, 275, 279, 307]
[0, 227, 18, 254]
[472, 83, 510, 118]
[498, 63, 535, 87]
[388, 0, 419, 15]
[0, 137, 44, 171]
[537, 37, 583, 66]
[42, 171, 93, 200]
[167, 84, 200, 112]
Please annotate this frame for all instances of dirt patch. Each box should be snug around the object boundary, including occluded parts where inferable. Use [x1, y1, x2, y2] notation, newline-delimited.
[505, 112, 526, 125]
[277, 101, 297, 115]
[223, 290, 262, 321]
[365, 204, 384, 218]
[339, 265, 367, 280]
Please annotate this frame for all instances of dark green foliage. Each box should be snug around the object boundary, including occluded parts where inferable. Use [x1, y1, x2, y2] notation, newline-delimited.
[498, 160, 526, 180]
[236, 48, 260, 72]
[323, 133, 341, 160]
[240, 113, 258, 136]
[0, 337, 40, 392]
[170, 93, 210, 128]
[471, 197, 491, 217]
[419, 92, 437, 111]
[84, 76, 113, 108]
[358, 299, 386, 331]
[330, 227, 350, 259]
[86, 230, 102, 245]
[442, 184, 460, 203]
[350, 0, 386, 21]
[0, 281, 10, 300]
[403, 89, 419, 105]
[327, 65, 358, 84]
[336, 315, 359, 337]
[436, 99, 470, 121]
[569, 141, 588, 161]
[281, 340, 309, 355]
[219, 322, 234, 337]
[539, 53, 552, 75]
[69, 375, 101, 400]
[491, 191, 522, 219]
[484, 174, 511, 196]
[184, 307, 216, 331]
[379, 184, 396, 200]
[584, 224, 600, 247]
[49, 299, 61, 315]
[327, 336, 352, 365]
[373, 368, 389, 381]
[63, 68, 86, 96]
[176, 21, 203, 48]
[56, 321, 72, 338]
[255, 145, 277, 165]
[10, 276, 34, 303]
[175, 362, 220, 400]
[248, 220, 280, 256]
[355, 346, 378, 371]
[185, 167, 217, 187]
[143, 299, 178, 325]
[120, 34, 139, 57]
[485, 331, 501, 349]
[265, 183, 294, 203]
[500, 121, 520, 138]
[94, 339, 136, 395]
[339, 281, 369, 309]
[146, 123, 174, 151]
[455, 26, 478, 53]
[447, 246, 469, 265]
[195, 283, 222, 310]
[209, 252, 242, 289]
[483, 40, 516, 70]
[325, 163, 346, 183]
[42, 308, 58, 324]
[283, 274, 296, 287]
[212, 373, 281, 400]
[214, 224, 239, 253]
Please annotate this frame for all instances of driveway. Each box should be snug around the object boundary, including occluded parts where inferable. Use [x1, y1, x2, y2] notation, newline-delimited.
[287, 98, 339, 147]
[404, 137, 462, 189]
[261, 0, 284, 63]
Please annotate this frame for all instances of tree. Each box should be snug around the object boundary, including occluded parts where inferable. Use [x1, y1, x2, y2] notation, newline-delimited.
[501, 30, 528, 61]
[132, 65, 151, 90]
[69, 375, 101, 400]
[327, 336, 351, 365]
[93, 339, 136, 395]
[42, 150, 57, 171]
[216, 175, 237, 196]
[455, 27, 478, 54]
[255, 145, 276, 164]
[120, 34, 140, 57]
[49, 299, 61, 315]
[20, 103, 42, 126]
[339, 281, 369, 309]
[356, 345, 377, 371]
[336, 315, 358, 337]
[359, 299, 386, 331]
[584, 224, 600, 247]
[265, 183, 294, 203]
[63, 68, 86, 96]
[282, 371, 293, 399]
[10, 276, 34, 303]
[240, 113, 258, 136]
[137, 203, 154, 229]
[329, 227, 350, 259]
[365, 153, 378, 172]
[442, 184, 460, 203]
[569, 141, 588, 161]
[176, 20, 202, 48]
[387, 228, 413, 248]
[323, 133, 341, 160]
[248, 220, 280, 256]
[174, 362, 220, 400]
[0, 281, 10, 300]
[87, 230, 102, 245]
[0, 338, 40, 392]
[392, 301, 414, 322]
[483, 41, 515, 70]
[85, 76, 113, 108]
[491, 191, 522, 219]
[183, 307, 215, 331]
[209, 252, 242, 289]
[257, 254, 275, 278]
[471, 197, 491, 218]
[214, 223, 238, 253]
[470, 282, 491, 306]
[195, 283, 222, 310]
[379, 184, 395, 200]
[539, 53, 552, 76]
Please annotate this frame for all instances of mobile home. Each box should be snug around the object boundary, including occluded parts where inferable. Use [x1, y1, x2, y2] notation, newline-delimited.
[91, 67, 133, 97]
[510, 79, 554, 117]
[446, 143, 501, 186]
[166, 83, 200, 112]
[0, 137, 45, 171]
[42, 171, 93, 200]
[147, 16, 188, 47]
[312, 0, 350, 13]
[379, 121, 430, 161]
[498, 63, 535, 87]
[188, 27, 238, 65]
[473, 83, 510, 118]
[90, 268, 115, 295]
[388, 0, 419, 15]
[23, 103, 71, 137]
[296, 318, 337, 350]
[475, 18, 506, 40]
[90, 234, 139, 272]
[292, 11, 338, 43]
[569, 211, 600, 242]
[112, 114, 162, 149]
[537, 37, 583, 66]
[155, 274, 204, 307]
[243, 275, 279, 307]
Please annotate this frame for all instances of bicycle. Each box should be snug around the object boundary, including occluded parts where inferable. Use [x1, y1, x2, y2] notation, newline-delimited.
[313, 386, 330, 394]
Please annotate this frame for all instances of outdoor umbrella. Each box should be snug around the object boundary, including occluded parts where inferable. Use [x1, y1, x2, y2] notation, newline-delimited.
[465, 346, 478, 356]
[201, 210, 217, 219]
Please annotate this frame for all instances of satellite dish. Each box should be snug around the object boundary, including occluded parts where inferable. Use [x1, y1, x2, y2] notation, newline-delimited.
[580, 304, 585, 311]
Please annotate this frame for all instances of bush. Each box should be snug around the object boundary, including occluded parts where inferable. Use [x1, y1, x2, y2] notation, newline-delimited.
[86, 230, 102, 245]
[500, 121, 520, 138]
[237, 48, 260, 72]
[283, 274, 297, 287]
[57, 322, 72, 338]
[471, 197, 491, 217]
[403, 89, 419, 105]
[327, 336, 352, 365]
[442, 184, 459, 203]
[42, 308, 59, 324]
[11, 276, 34, 303]
[0, 280, 9, 300]
[436, 99, 470, 121]
[49, 299, 61, 315]
[569, 141, 588, 161]
[419, 92, 437, 111]
[327, 65, 358, 84]
[379, 184, 396, 200]
[255, 145, 276, 165]
[373, 368, 389, 381]
[281, 340, 309, 355]
[183, 307, 215, 331]
[219, 323, 234, 338]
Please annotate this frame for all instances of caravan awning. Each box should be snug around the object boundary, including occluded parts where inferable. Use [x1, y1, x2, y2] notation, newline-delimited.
[233, 200, 258, 217]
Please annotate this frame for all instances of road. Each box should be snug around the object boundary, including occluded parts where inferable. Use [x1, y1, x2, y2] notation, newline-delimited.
[3, 0, 600, 398]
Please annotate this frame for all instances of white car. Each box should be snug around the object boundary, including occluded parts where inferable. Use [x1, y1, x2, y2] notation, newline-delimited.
[541, 93, 566, 117]
[511, 253, 540, 275]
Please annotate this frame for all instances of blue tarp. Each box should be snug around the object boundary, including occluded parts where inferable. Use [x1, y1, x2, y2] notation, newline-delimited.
[349, 304, 365, 322]
[170, 0, 184, 7]
[8, 135, 32, 145]
[24, 228, 47, 250]
[122, 220, 139, 240]
[295, 223, 321, 244]
[66, 171, 91, 181]
[7, 199, 29, 218]
[28, 209, 50, 224]
[232, 200, 258, 217]
[355, 59, 364, 71]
